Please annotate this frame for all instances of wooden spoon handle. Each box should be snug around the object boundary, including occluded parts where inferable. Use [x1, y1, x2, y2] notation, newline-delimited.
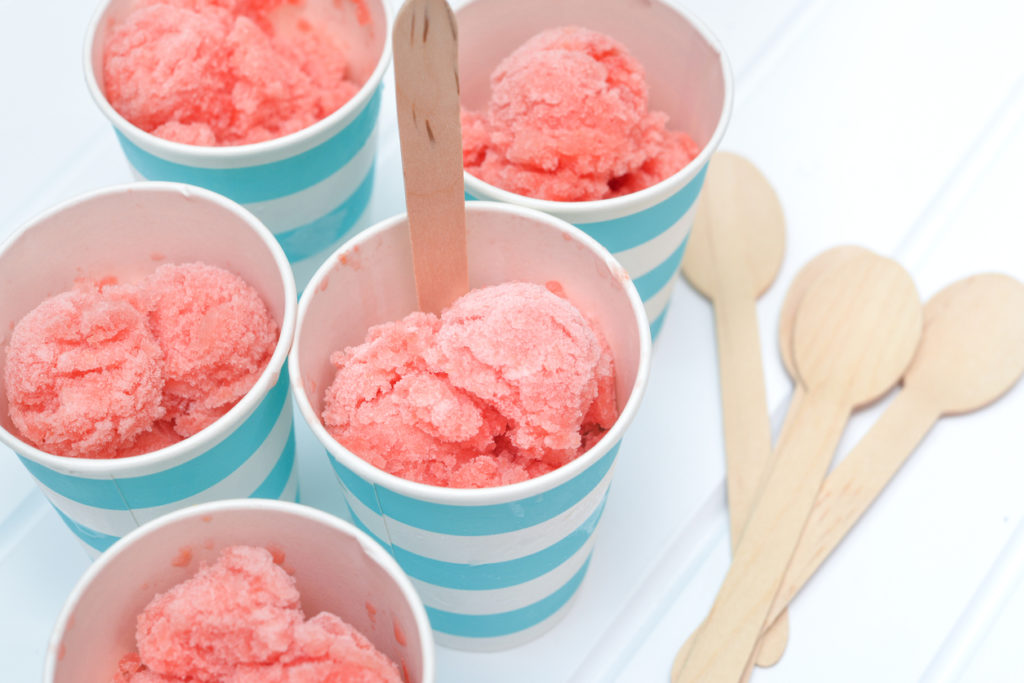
[671, 387, 802, 680]
[734, 389, 937, 680]
[672, 391, 849, 682]
[675, 387, 802, 679]
[393, 0, 468, 313]
[767, 388, 938, 622]
[751, 387, 805, 669]
[714, 288, 775, 548]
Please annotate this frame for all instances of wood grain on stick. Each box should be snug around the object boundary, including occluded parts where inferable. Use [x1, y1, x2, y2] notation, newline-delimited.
[393, 0, 468, 313]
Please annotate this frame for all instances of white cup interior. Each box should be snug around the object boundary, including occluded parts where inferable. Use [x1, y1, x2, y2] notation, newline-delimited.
[88, 0, 389, 98]
[295, 203, 644, 423]
[456, 0, 727, 147]
[0, 183, 291, 441]
[47, 501, 431, 682]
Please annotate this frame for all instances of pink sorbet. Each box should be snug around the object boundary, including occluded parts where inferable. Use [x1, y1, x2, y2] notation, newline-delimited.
[3, 289, 165, 459]
[102, 0, 364, 145]
[4, 263, 278, 458]
[321, 281, 618, 488]
[121, 263, 279, 438]
[461, 26, 701, 201]
[112, 545, 402, 683]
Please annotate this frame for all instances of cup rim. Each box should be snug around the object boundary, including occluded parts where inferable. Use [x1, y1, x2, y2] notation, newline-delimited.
[457, 0, 734, 222]
[43, 498, 436, 683]
[0, 181, 298, 477]
[289, 200, 653, 506]
[82, 0, 395, 162]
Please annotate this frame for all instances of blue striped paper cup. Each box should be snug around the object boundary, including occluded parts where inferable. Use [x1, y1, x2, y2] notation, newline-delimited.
[0, 183, 298, 558]
[457, 0, 733, 339]
[46, 499, 435, 683]
[290, 202, 652, 650]
[83, 0, 393, 289]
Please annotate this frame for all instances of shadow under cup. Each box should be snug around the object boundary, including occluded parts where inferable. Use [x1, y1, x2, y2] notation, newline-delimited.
[84, 0, 393, 289]
[290, 202, 652, 650]
[0, 183, 297, 558]
[458, 0, 732, 339]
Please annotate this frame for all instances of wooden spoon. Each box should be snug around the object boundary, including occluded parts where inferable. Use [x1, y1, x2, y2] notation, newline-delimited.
[672, 252, 922, 683]
[753, 245, 869, 668]
[393, 0, 468, 313]
[672, 245, 872, 677]
[754, 273, 1024, 646]
[680, 151, 785, 569]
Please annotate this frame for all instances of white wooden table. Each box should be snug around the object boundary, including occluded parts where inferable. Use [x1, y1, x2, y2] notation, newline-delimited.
[3, 1, 1024, 680]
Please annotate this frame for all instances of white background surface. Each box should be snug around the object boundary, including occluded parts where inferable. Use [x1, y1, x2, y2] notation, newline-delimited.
[3, 0, 1024, 681]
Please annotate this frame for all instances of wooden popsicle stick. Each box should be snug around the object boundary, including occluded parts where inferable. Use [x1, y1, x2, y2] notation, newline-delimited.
[672, 253, 921, 683]
[680, 152, 785, 556]
[753, 245, 868, 668]
[393, 0, 468, 313]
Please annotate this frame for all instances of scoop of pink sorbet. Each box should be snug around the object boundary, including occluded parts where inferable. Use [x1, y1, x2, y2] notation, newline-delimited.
[4, 263, 277, 458]
[102, 0, 362, 145]
[113, 545, 402, 682]
[462, 26, 700, 201]
[121, 263, 279, 439]
[321, 281, 618, 488]
[3, 289, 166, 459]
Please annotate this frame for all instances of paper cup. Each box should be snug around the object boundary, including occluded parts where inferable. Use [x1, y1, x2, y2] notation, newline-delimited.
[83, 0, 393, 288]
[0, 182, 297, 558]
[289, 202, 652, 650]
[45, 499, 435, 682]
[457, 0, 732, 339]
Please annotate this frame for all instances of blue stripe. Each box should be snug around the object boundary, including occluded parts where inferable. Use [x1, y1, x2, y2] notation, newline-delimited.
[390, 495, 606, 589]
[580, 164, 707, 252]
[340, 495, 392, 551]
[632, 234, 688, 302]
[52, 506, 118, 552]
[329, 458, 383, 517]
[273, 163, 375, 262]
[19, 370, 290, 510]
[426, 555, 593, 638]
[328, 441, 620, 536]
[250, 424, 296, 499]
[115, 87, 382, 203]
[465, 163, 707, 253]
[649, 306, 669, 340]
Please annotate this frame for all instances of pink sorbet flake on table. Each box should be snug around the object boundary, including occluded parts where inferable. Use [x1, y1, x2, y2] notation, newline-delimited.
[321, 281, 618, 488]
[102, 0, 364, 146]
[461, 26, 701, 201]
[112, 545, 402, 683]
[120, 263, 278, 438]
[4, 263, 277, 459]
[3, 289, 166, 459]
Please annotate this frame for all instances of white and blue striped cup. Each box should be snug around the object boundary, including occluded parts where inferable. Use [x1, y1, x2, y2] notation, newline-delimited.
[457, 0, 733, 339]
[83, 0, 394, 289]
[0, 183, 298, 558]
[290, 202, 652, 650]
[47, 499, 436, 683]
